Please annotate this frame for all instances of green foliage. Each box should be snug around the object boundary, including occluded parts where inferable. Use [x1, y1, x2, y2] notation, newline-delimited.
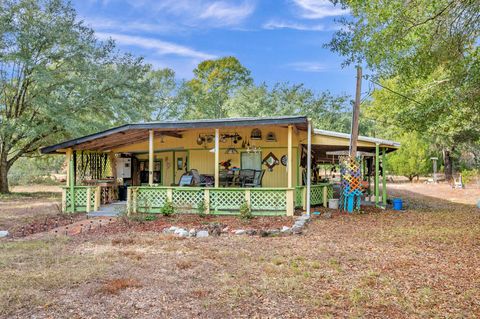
[197, 201, 207, 218]
[181, 56, 253, 119]
[8, 156, 64, 186]
[239, 201, 252, 220]
[460, 169, 479, 185]
[160, 201, 175, 217]
[387, 133, 432, 181]
[329, 0, 480, 175]
[0, 0, 173, 192]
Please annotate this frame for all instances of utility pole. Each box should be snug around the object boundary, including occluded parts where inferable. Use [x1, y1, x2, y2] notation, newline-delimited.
[349, 66, 362, 157]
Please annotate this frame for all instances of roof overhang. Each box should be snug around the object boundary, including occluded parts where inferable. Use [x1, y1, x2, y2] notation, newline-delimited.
[40, 116, 308, 154]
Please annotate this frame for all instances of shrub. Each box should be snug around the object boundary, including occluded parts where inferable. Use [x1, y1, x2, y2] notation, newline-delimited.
[461, 168, 479, 185]
[239, 201, 252, 220]
[160, 201, 175, 216]
[197, 201, 207, 217]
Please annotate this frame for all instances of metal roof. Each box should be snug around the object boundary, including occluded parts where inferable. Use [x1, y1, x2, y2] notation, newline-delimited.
[40, 116, 308, 154]
[314, 129, 400, 148]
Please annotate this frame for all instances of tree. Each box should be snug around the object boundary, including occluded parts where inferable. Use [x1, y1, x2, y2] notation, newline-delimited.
[182, 56, 253, 119]
[227, 82, 352, 133]
[387, 132, 432, 182]
[328, 0, 480, 180]
[0, 0, 158, 193]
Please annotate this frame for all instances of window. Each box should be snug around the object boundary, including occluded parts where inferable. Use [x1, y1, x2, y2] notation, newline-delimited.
[241, 152, 262, 170]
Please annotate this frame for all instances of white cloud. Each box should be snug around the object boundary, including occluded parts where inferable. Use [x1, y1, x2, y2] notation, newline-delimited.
[124, 0, 255, 27]
[292, 0, 348, 19]
[199, 1, 255, 25]
[263, 20, 326, 31]
[96, 32, 217, 60]
[83, 17, 177, 34]
[287, 62, 330, 72]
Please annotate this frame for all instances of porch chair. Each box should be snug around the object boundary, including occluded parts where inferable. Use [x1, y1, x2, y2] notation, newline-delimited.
[244, 169, 265, 188]
[190, 169, 210, 187]
[239, 169, 255, 187]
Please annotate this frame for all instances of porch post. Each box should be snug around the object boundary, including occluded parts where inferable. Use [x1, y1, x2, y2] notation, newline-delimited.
[375, 143, 380, 205]
[149, 129, 154, 186]
[306, 119, 312, 216]
[287, 125, 293, 188]
[382, 148, 387, 206]
[214, 128, 220, 188]
[69, 150, 75, 213]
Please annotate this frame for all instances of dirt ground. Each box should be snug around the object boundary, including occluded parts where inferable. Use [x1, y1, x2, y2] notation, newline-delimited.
[1, 184, 479, 318]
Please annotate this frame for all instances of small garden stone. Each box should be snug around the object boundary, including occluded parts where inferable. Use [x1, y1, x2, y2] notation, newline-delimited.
[234, 229, 246, 235]
[196, 230, 209, 238]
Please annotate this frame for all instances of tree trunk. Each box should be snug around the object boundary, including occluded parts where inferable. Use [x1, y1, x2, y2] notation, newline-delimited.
[0, 153, 9, 193]
[443, 149, 453, 181]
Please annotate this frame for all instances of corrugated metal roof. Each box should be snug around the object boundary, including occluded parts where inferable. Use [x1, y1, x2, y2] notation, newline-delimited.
[314, 129, 400, 147]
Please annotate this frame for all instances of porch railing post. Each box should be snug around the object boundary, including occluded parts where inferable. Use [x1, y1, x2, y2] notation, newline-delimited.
[286, 189, 294, 216]
[133, 188, 138, 214]
[375, 143, 380, 205]
[149, 130, 154, 186]
[167, 187, 173, 202]
[86, 187, 91, 213]
[126, 187, 132, 216]
[323, 185, 328, 208]
[94, 186, 101, 211]
[61, 188, 66, 212]
[204, 189, 210, 214]
[245, 189, 251, 207]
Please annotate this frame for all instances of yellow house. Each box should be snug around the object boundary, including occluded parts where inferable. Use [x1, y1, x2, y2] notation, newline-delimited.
[41, 116, 399, 216]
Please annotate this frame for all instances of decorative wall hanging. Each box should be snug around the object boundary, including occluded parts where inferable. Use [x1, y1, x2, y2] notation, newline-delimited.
[265, 132, 277, 142]
[280, 155, 288, 166]
[250, 128, 262, 140]
[262, 152, 279, 171]
[177, 158, 183, 170]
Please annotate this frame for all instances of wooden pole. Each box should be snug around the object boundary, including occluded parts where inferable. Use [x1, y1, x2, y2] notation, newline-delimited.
[306, 119, 312, 216]
[148, 130, 154, 186]
[349, 66, 362, 157]
[375, 143, 380, 205]
[287, 125, 293, 188]
[214, 129, 220, 188]
[382, 148, 387, 206]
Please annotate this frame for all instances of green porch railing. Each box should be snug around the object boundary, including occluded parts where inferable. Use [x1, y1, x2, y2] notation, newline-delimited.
[295, 183, 333, 208]
[128, 186, 291, 216]
[62, 186, 97, 213]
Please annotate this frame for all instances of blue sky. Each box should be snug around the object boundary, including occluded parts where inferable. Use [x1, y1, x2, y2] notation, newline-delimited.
[74, 0, 358, 97]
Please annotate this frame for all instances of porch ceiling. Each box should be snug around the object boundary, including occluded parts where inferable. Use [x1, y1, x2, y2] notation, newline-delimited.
[310, 144, 395, 164]
[40, 116, 309, 154]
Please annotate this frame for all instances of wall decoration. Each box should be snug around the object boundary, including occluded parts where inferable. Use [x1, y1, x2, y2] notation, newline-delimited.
[265, 132, 277, 142]
[280, 155, 288, 166]
[250, 128, 262, 140]
[262, 152, 279, 171]
[177, 158, 183, 170]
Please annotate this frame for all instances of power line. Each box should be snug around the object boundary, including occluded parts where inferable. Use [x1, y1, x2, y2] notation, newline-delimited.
[366, 77, 426, 107]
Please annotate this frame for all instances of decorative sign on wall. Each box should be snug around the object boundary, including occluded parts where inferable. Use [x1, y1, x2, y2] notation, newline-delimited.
[280, 155, 288, 166]
[265, 132, 277, 142]
[250, 128, 262, 140]
[262, 152, 279, 171]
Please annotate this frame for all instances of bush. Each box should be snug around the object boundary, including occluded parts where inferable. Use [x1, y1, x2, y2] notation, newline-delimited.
[160, 201, 175, 216]
[197, 201, 207, 218]
[239, 201, 252, 220]
[461, 168, 479, 185]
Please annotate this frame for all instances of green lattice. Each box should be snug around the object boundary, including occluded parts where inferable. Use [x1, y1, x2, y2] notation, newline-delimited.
[295, 183, 333, 208]
[210, 189, 245, 211]
[250, 190, 286, 211]
[172, 188, 205, 210]
[64, 186, 95, 212]
[136, 187, 168, 209]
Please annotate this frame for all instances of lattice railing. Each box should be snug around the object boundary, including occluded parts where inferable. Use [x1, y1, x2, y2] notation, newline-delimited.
[134, 187, 168, 212]
[210, 189, 245, 211]
[172, 188, 205, 210]
[250, 189, 286, 211]
[128, 187, 291, 215]
[63, 186, 96, 212]
[295, 183, 333, 208]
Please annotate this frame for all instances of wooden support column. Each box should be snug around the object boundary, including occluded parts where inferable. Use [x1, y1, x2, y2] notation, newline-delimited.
[214, 128, 220, 188]
[323, 185, 328, 208]
[204, 189, 210, 214]
[287, 125, 293, 188]
[382, 148, 387, 206]
[306, 119, 312, 216]
[149, 130, 154, 186]
[86, 187, 91, 213]
[286, 189, 294, 216]
[375, 143, 380, 205]
[67, 148, 75, 213]
[94, 186, 101, 211]
[126, 187, 132, 216]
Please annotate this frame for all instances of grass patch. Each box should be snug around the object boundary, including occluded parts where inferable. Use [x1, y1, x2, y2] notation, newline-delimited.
[98, 278, 142, 295]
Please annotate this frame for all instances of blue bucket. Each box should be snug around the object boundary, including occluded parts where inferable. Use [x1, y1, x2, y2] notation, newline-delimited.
[392, 198, 403, 211]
